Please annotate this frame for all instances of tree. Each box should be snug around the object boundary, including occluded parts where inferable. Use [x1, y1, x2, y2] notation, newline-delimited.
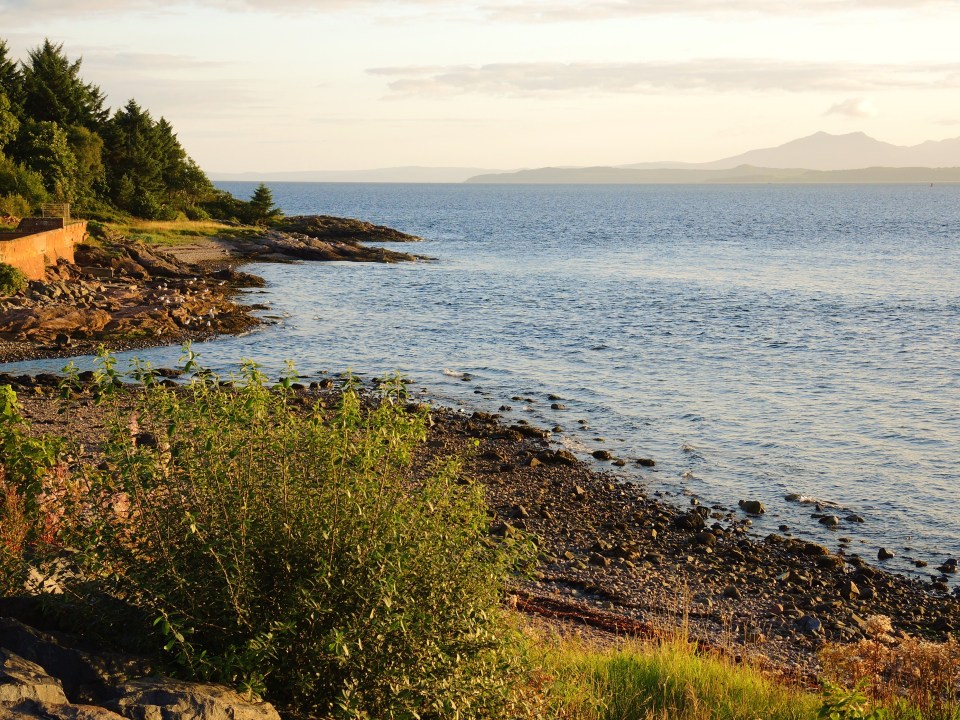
[248, 183, 281, 224]
[102, 100, 213, 217]
[0, 40, 22, 111]
[20, 40, 107, 130]
[15, 119, 78, 201]
[0, 91, 18, 150]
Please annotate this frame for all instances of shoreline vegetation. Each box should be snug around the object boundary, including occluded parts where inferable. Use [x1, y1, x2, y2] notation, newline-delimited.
[0, 348, 958, 718]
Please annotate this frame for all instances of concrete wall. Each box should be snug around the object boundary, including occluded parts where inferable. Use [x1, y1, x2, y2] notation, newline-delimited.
[0, 221, 86, 281]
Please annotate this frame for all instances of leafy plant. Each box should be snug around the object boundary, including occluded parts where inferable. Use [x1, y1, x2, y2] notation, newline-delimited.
[0, 262, 26, 296]
[818, 681, 886, 720]
[60, 353, 534, 718]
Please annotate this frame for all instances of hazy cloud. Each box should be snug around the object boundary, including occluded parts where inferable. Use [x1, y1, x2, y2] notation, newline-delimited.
[369, 60, 960, 98]
[3, 0, 953, 24]
[825, 97, 879, 118]
[484, 0, 956, 22]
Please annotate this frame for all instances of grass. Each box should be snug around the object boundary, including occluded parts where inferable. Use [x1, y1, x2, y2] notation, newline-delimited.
[523, 626, 820, 720]
[105, 218, 262, 247]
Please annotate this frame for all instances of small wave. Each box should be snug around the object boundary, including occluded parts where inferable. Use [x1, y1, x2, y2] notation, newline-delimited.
[442, 368, 463, 377]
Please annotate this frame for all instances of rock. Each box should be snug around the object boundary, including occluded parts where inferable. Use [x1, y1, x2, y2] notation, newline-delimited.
[845, 514, 865, 523]
[572, 485, 588, 500]
[796, 614, 822, 635]
[510, 505, 530, 520]
[3, 700, 126, 718]
[536, 449, 577, 466]
[611, 459, 626, 467]
[0, 619, 149, 703]
[636, 458, 656, 467]
[801, 542, 830, 557]
[839, 580, 860, 600]
[588, 553, 611, 568]
[674, 512, 705, 532]
[0, 648, 68, 706]
[550, 403, 566, 410]
[591, 450, 612, 461]
[738, 500, 765, 515]
[784, 493, 801, 502]
[914, 560, 929, 568]
[694, 531, 716, 547]
[722, 585, 741, 600]
[937, 558, 957, 574]
[106, 679, 280, 720]
[818, 515, 840, 527]
[815, 554, 844, 570]
[878, 548, 895, 561]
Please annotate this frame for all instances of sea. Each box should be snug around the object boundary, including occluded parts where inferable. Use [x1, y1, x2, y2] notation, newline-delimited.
[4, 182, 959, 582]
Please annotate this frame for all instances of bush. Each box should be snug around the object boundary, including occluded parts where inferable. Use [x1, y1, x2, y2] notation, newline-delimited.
[0, 385, 66, 596]
[0, 263, 27, 295]
[56, 355, 533, 718]
[0, 193, 31, 218]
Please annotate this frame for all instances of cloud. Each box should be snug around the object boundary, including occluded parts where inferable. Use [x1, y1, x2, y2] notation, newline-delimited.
[369, 60, 960, 98]
[824, 97, 879, 118]
[483, 0, 956, 22]
[2, 0, 954, 24]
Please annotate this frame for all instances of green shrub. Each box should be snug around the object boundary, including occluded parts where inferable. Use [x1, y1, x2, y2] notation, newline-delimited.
[0, 263, 27, 296]
[61, 355, 533, 718]
[0, 385, 66, 596]
[0, 193, 31, 218]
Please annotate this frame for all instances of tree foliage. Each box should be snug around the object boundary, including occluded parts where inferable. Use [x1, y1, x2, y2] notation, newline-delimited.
[0, 37, 241, 219]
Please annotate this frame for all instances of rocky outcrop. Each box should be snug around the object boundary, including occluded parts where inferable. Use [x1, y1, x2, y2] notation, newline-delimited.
[0, 618, 280, 720]
[274, 215, 421, 243]
[230, 230, 424, 264]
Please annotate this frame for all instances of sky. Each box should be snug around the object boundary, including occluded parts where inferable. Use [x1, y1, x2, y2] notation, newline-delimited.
[2, 0, 960, 173]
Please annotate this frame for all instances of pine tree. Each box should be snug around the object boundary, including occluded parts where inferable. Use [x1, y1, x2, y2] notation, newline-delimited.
[20, 39, 107, 130]
[248, 183, 281, 224]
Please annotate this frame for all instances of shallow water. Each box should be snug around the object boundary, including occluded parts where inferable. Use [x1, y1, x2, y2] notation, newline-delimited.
[5, 183, 959, 581]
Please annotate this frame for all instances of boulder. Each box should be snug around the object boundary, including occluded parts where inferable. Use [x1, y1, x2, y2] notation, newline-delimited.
[0, 648, 68, 707]
[106, 679, 280, 720]
[738, 500, 765, 515]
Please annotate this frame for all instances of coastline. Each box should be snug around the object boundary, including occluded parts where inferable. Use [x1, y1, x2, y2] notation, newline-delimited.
[0, 215, 425, 365]
[4, 371, 958, 679]
[2, 215, 958, 680]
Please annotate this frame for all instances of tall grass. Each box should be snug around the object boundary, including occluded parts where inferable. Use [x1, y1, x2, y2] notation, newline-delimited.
[528, 629, 820, 720]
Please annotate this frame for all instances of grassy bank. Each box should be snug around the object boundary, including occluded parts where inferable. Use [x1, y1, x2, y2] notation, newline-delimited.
[1, 352, 957, 719]
[97, 218, 263, 247]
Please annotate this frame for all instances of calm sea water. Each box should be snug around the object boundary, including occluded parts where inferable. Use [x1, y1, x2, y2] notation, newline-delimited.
[6, 183, 960, 580]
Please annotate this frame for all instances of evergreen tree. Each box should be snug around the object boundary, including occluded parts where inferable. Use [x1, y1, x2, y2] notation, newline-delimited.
[20, 40, 107, 130]
[248, 183, 281, 224]
[0, 40, 21, 111]
[15, 119, 78, 201]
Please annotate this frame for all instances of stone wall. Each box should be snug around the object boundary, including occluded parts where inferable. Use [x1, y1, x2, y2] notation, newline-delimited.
[0, 221, 86, 280]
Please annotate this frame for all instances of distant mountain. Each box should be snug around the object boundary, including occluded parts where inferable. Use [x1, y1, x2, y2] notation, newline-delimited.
[210, 166, 505, 183]
[617, 132, 960, 172]
[465, 165, 960, 185]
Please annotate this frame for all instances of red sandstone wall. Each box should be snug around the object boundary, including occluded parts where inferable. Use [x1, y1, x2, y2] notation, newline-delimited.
[0, 221, 85, 281]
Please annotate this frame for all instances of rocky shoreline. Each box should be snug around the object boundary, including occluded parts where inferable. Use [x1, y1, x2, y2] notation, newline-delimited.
[2, 373, 957, 682]
[0, 216, 424, 364]
[2, 215, 958, 685]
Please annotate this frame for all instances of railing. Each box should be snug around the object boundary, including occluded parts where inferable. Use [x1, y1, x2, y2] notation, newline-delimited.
[41, 203, 70, 222]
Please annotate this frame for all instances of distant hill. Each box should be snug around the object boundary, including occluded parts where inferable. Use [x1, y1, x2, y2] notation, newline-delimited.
[616, 132, 960, 172]
[465, 165, 960, 185]
[210, 166, 505, 183]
